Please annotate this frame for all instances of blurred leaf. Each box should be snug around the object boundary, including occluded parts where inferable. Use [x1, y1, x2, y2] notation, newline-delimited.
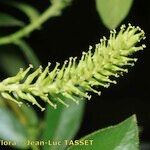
[20, 104, 39, 127]
[0, 12, 24, 27]
[0, 50, 26, 76]
[0, 107, 28, 149]
[96, 0, 133, 29]
[43, 97, 85, 150]
[68, 115, 139, 150]
[10, 2, 40, 23]
[14, 40, 40, 68]
[13, 104, 39, 141]
[0, 97, 6, 107]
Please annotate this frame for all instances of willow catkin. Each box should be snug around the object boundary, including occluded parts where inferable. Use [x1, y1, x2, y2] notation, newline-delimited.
[0, 24, 146, 111]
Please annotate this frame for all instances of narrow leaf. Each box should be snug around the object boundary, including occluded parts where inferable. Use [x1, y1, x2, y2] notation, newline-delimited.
[11, 2, 40, 23]
[0, 50, 26, 76]
[0, 12, 24, 27]
[43, 98, 85, 150]
[96, 0, 133, 29]
[14, 40, 40, 68]
[68, 115, 139, 150]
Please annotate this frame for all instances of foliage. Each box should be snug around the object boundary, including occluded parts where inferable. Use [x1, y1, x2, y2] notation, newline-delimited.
[96, 0, 133, 29]
[43, 100, 85, 150]
[68, 115, 139, 150]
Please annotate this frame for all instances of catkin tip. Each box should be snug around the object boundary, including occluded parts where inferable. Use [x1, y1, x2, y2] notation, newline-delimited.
[29, 64, 33, 68]
[41, 108, 46, 112]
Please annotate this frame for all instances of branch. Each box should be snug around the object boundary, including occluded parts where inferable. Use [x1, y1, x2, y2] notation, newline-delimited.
[0, 0, 71, 45]
[0, 24, 146, 111]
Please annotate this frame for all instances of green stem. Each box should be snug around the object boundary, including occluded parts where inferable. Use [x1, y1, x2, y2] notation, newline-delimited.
[0, 2, 65, 45]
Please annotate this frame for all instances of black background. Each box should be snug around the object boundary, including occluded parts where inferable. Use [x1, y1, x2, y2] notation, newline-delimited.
[0, 0, 150, 149]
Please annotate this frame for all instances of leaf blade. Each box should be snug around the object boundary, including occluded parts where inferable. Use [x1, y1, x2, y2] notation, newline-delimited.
[14, 40, 40, 68]
[11, 2, 40, 23]
[96, 0, 133, 29]
[42, 98, 85, 150]
[68, 115, 139, 150]
[0, 50, 26, 76]
[0, 12, 24, 27]
[0, 107, 28, 149]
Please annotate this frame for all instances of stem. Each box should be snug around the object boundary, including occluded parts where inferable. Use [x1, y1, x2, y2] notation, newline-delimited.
[0, 2, 65, 45]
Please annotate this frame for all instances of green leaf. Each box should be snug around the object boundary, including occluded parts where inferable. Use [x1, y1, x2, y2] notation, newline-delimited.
[16, 104, 39, 142]
[68, 115, 139, 150]
[14, 40, 40, 68]
[20, 104, 39, 127]
[0, 12, 24, 27]
[11, 2, 40, 23]
[42, 97, 85, 150]
[0, 50, 26, 76]
[0, 106, 28, 149]
[96, 0, 133, 29]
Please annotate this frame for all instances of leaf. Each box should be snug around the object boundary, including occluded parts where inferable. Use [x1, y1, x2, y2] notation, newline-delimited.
[0, 106, 29, 149]
[0, 12, 24, 27]
[20, 104, 39, 127]
[0, 50, 26, 76]
[96, 0, 133, 29]
[42, 97, 85, 150]
[14, 40, 40, 68]
[12, 103, 39, 141]
[10, 2, 40, 23]
[68, 115, 139, 150]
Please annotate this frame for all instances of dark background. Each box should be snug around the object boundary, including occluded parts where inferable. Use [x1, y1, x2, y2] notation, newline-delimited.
[0, 0, 150, 149]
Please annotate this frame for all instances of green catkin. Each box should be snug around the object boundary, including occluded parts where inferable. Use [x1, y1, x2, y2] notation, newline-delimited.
[0, 24, 146, 111]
